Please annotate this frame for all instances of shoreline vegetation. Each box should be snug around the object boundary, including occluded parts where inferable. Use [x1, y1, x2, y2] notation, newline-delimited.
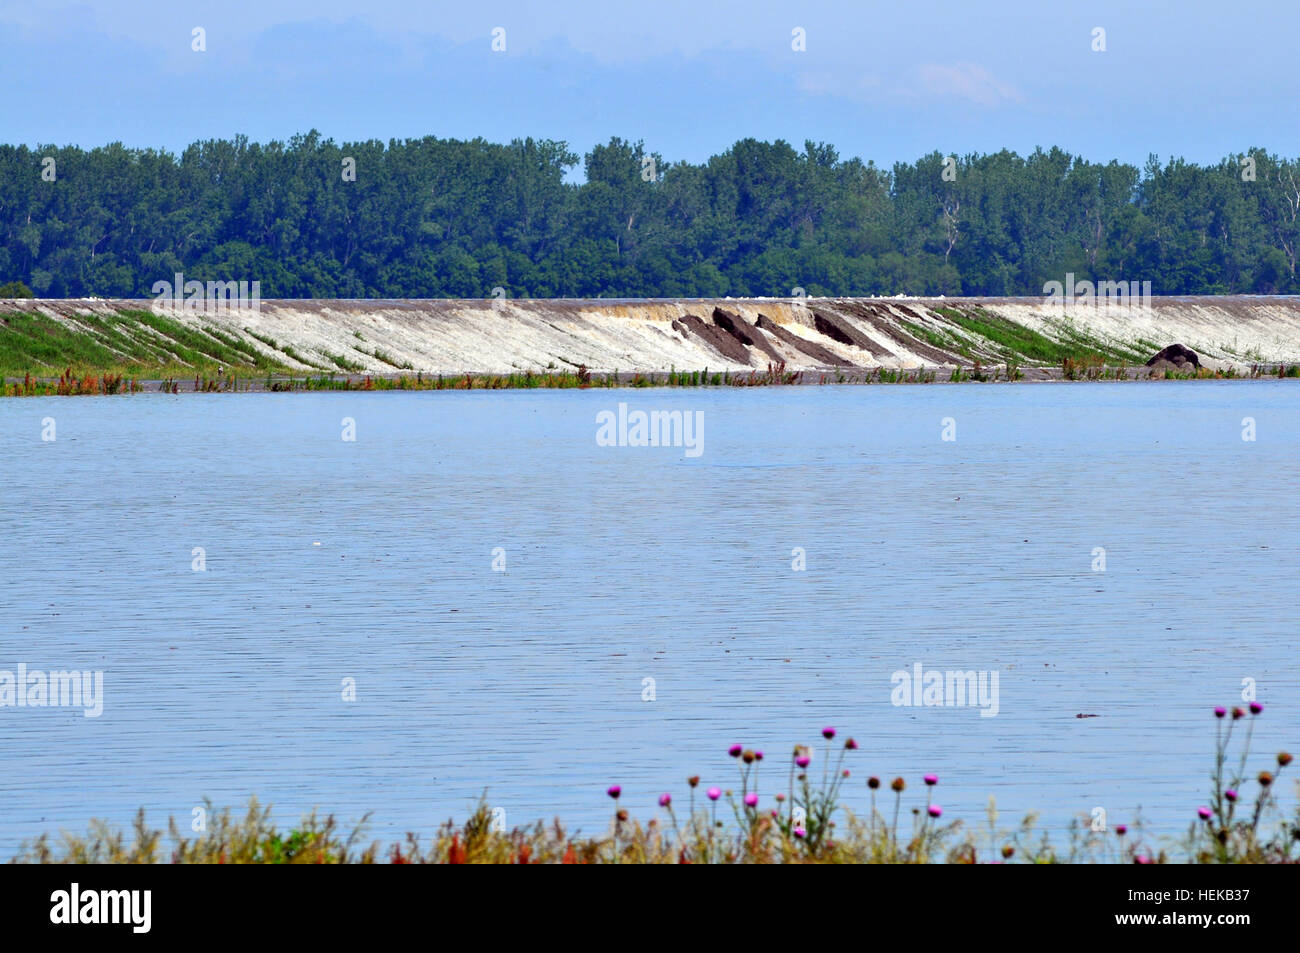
[11, 710, 1294, 864]
[4, 360, 1300, 397]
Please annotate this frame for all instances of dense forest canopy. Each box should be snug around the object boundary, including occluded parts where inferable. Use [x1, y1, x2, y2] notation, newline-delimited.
[0, 131, 1297, 299]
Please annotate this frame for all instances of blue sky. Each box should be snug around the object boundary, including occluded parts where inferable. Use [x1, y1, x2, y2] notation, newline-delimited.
[1, 0, 1295, 176]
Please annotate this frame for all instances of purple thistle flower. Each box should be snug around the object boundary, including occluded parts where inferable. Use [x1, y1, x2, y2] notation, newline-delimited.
[606, 785, 621, 799]
[706, 787, 721, 801]
[822, 727, 836, 740]
[744, 793, 758, 808]
[924, 774, 938, 786]
[928, 805, 942, 818]
[1115, 824, 1127, 836]
[658, 793, 671, 808]
[728, 744, 743, 758]
[795, 755, 810, 769]
[1197, 806, 1212, 820]
[1214, 706, 1227, 718]
[793, 827, 806, 839]
[1225, 789, 1238, 802]
[1250, 702, 1263, 715]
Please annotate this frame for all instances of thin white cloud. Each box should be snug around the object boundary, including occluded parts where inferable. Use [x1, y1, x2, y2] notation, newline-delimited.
[917, 62, 1022, 106]
[795, 71, 881, 98]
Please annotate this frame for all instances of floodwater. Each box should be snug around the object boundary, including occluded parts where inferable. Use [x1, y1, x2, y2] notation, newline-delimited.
[1, 382, 1296, 855]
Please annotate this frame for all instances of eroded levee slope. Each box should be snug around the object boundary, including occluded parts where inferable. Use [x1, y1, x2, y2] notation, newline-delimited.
[4, 297, 1300, 375]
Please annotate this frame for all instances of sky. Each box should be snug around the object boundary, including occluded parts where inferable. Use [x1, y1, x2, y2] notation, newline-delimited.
[0, 0, 1295, 177]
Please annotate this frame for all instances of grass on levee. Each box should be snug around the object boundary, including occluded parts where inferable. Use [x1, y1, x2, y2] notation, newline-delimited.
[932, 305, 1146, 366]
[0, 309, 297, 382]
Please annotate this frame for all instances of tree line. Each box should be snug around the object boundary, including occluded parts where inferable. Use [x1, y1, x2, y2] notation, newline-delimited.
[0, 131, 1296, 299]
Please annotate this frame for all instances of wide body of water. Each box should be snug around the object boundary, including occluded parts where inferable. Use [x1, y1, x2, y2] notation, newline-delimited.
[1, 382, 1296, 855]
